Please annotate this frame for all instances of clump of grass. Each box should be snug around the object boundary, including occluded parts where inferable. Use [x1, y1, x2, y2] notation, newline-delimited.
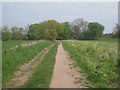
[22, 43, 58, 88]
[2, 41, 54, 87]
[62, 41, 118, 88]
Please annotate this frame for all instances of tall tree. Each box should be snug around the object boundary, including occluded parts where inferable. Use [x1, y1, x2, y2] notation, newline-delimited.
[112, 23, 120, 38]
[48, 29, 58, 40]
[71, 18, 88, 39]
[28, 20, 64, 40]
[28, 24, 39, 40]
[11, 26, 18, 40]
[22, 25, 29, 40]
[41, 20, 64, 40]
[62, 22, 72, 39]
[86, 22, 104, 39]
[17, 27, 24, 40]
[2, 25, 12, 41]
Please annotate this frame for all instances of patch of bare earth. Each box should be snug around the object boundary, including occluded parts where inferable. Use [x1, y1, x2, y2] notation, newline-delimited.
[6, 44, 54, 88]
[49, 43, 90, 88]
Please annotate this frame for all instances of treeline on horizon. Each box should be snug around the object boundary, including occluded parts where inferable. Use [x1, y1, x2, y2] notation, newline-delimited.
[1, 18, 119, 41]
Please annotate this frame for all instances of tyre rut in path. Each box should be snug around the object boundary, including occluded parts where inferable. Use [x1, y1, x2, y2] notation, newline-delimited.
[6, 44, 54, 88]
[49, 43, 89, 88]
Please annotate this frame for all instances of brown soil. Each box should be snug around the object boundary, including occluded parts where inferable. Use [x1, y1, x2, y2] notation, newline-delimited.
[49, 43, 89, 88]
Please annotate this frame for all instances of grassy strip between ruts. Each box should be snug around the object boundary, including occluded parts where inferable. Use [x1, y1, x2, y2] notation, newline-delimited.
[62, 40, 118, 88]
[22, 43, 58, 88]
[3, 41, 54, 87]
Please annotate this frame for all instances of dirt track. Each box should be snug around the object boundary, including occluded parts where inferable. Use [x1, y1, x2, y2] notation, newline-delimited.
[6, 44, 54, 88]
[49, 43, 88, 88]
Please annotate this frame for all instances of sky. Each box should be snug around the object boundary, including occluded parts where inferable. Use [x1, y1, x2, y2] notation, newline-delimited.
[0, 2, 2, 27]
[118, 2, 120, 25]
[2, 2, 118, 33]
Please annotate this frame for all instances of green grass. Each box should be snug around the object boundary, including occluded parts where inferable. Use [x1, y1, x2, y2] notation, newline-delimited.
[0, 40, 2, 89]
[78, 38, 118, 43]
[2, 41, 54, 87]
[2, 40, 30, 50]
[22, 43, 58, 88]
[62, 40, 118, 88]
[95, 38, 118, 43]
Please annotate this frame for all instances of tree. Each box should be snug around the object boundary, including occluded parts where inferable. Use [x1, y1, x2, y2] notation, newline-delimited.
[22, 25, 29, 40]
[28, 24, 39, 40]
[28, 20, 64, 40]
[86, 22, 104, 39]
[112, 23, 120, 38]
[10, 26, 27, 40]
[62, 22, 72, 39]
[17, 27, 24, 40]
[11, 26, 18, 40]
[2, 25, 12, 41]
[36, 23, 47, 39]
[48, 29, 58, 40]
[41, 20, 64, 40]
[71, 18, 88, 39]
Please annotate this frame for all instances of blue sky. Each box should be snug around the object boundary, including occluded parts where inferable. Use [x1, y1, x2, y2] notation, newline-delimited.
[2, 2, 118, 33]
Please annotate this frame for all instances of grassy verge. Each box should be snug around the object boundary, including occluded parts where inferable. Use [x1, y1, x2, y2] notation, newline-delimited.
[62, 40, 118, 88]
[22, 43, 58, 88]
[3, 41, 54, 87]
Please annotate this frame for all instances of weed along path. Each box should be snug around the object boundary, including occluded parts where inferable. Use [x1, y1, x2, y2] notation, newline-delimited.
[49, 43, 88, 88]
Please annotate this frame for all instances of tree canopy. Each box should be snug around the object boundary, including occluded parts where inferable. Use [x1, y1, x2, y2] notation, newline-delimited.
[84, 22, 104, 40]
[62, 22, 72, 39]
[112, 23, 120, 38]
[2, 18, 106, 41]
[28, 20, 64, 40]
[71, 18, 88, 39]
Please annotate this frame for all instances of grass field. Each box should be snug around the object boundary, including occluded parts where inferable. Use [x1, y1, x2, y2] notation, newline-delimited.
[62, 40, 118, 88]
[2, 40, 30, 50]
[79, 38, 118, 43]
[95, 38, 118, 42]
[2, 38, 119, 88]
[2, 41, 54, 87]
[0, 40, 2, 89]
